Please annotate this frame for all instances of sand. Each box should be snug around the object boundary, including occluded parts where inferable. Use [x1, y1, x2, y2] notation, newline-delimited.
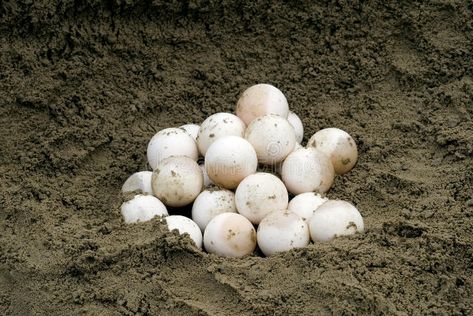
[1, 1, 472, 315]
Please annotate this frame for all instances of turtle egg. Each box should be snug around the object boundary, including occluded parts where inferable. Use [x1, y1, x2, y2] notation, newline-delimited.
[147, 128, 198, 170]
[122, 171, 153, 195]
[235, 172, 288, 224]
[287, 111, 304, 143]
[121, 194, 168, 224]
[197, 113, 246, 156]
[164, 215, 203, 249]
[180, 124, 200, 141]
[199, 163, 214, 187]
[257, 210, 310, 256]
[192, 188, 237, 231]
[245, 114, 296, 165]
[288, 192, 329, 222]
[204, 213, 256, 258]
[236, 84, 289, 125]
[205, 136, 258, 189]
[309, 200, 364, 242]
[307, 128, 358, 175]
[281, 147, 335, 195]
[151, 156, 203, 207]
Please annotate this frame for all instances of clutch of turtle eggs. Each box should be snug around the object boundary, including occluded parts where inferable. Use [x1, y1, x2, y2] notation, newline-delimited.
[121, 84, 363, 257]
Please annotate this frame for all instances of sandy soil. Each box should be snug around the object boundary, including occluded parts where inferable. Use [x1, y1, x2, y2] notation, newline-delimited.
[1, 1, 472, 315]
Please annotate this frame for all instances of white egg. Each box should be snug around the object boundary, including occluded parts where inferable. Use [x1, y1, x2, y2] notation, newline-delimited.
[287, 111, 304, 143]
[307, 128, 358, 175]
[147, 128, 198, 170]
[288, 192, 329, 222]
[196, 113, 246, 156]
[236, 84, 289, 125]
[257, 210, 310, 256]
[281, 147, 335, 195]
[199, 163, 214, 187]
[235, 172, 288, 224]
[164, 215, 203, 249]
[192, 189, 237, 231]
[180, 124, 200, 141]
[121, 171, 153, 195]
[121, 194, 168, 224]
[151, 156, 203, 207]
[205, 136, 258, 189]
[203, 213, 256, 258]
[245, 114, 296, 165]
[309, 200, 364, 242]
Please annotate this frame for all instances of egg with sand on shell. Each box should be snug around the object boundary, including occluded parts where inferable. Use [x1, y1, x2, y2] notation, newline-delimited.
[196, 112, 246, 156]
[204, 213, 257, 258]
[281, 147, 335, 195]
[235, 172, 289, 225]
[192, 188, 237, 231]
[288, 192, 329, 222]
[257, 210, 310, 256]
[244, 114, 296, 165]
[120, 194, 168, 224]
[309, 200, 364, 242]
[180, 123, 200, 141]
[307, 128, 358, 175]
[164, 215, 203, 249]
[121, 171, 153, 195]
[151, 156, 203, 207]
[146, 127, 198, 170]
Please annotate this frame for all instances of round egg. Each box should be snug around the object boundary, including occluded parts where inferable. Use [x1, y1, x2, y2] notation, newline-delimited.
[281, 147, 335, 195]
[288, 192, 329, 222]
[236, 84, 289, 125]
[199, 163, 214, 187]
[121, 171, 153, 195]
[196, 113, 246, 156]
[151, 156, 203, 207]
[245, 114, 296, 165]
[121, 194, 168, 224]
[287, 111, 304, 143]
[164, 215, 203, 249]
[180, 123, 200, 141]
[192, 188, 237, 231]
[204, 213, 256, 258]
[309, 200, 364, 242]
[257, 210, 310, 256]
[235, 172, 288, 224]
[307, 128, 358, 174]
[147, 128, 198, 170]
[205, 136, 258, 189]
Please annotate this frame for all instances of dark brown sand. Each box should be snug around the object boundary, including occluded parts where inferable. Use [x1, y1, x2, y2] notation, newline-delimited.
[1, 1, 472, 315]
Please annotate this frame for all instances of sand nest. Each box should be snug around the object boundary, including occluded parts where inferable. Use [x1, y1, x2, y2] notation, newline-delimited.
[1, 1, 472, 315]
